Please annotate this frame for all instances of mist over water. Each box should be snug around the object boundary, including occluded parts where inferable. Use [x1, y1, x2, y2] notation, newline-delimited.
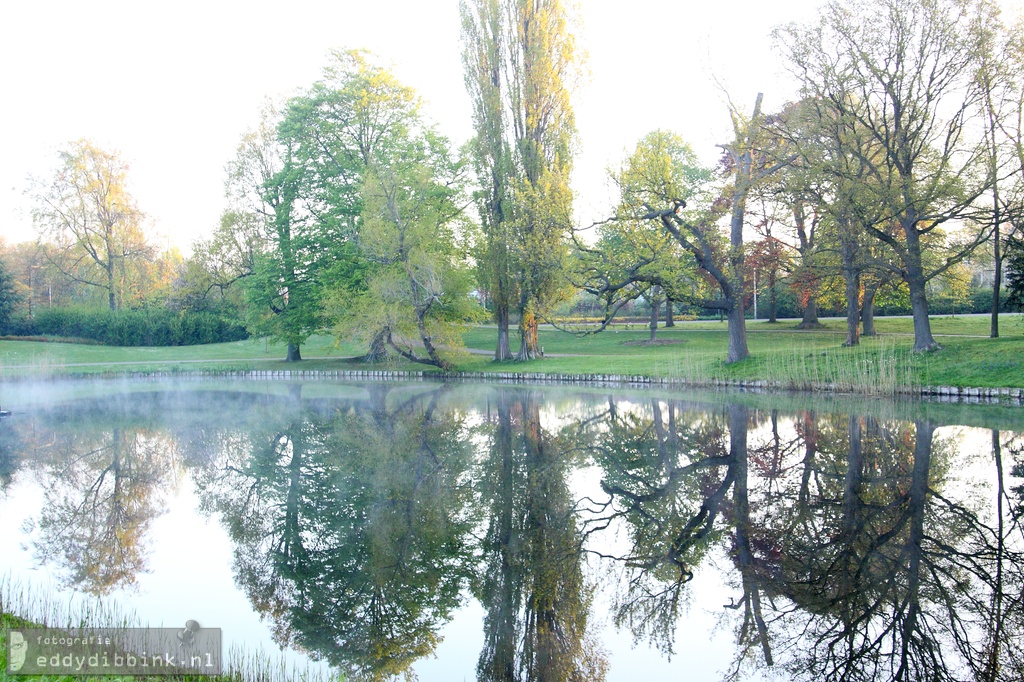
[1, 379, 1022, 681]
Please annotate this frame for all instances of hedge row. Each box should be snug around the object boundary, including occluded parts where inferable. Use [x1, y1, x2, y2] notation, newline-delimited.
[4, 307, 249, 346]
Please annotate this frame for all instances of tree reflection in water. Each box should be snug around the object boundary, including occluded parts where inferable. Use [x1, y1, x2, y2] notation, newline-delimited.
[3, 384, 1023, 681]
[587, 399, 1024, 681]
[198, 383, 479, 681]
[476, 390, 606, 682]
[24, 422, 169, 595]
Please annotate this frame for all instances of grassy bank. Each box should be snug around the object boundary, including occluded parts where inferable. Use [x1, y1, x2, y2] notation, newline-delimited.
[0, 315, 1022, 391]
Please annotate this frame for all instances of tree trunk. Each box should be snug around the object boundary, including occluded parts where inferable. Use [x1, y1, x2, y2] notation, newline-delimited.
[106, 263, 117, 311]
[649, 294, 660, 342]
[861, 283, 878, 337]
[904, 225, 940, 352]
[721, 95, 760, 365]
[664, 297, 674, 327]
[495, 302, 512, 361]
[726, 300, 748, 364]
[906, 274, 937, 351]
[991, 202, 1001, 338]
[767, 273, 778, 324]
[843, 268, 860, 347]
[797, 296, 821, 329]
[416, 310, 448, 369]
[286, 343, 302, 362]
[516, 310, 540, 361]
[362, 329, 389, 363]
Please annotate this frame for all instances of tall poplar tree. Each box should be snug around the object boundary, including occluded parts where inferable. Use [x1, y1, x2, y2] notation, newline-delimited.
[462, 0, 578, 361]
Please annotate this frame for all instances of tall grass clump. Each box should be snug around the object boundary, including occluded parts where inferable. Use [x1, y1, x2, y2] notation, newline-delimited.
[0, 577, 344, 682]
[227, 645, 343, 682]
[657, 352, 718, 386]
[761, 338, 918, 395]
[0, 354, 66, 378]
[0, 575, 138, 630]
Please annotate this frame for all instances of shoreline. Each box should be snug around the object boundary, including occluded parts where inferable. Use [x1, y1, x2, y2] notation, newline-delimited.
[3, 367, 1022, 406]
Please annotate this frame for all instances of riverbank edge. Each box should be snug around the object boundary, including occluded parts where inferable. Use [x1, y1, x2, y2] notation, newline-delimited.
[3, 367, 1022, 406]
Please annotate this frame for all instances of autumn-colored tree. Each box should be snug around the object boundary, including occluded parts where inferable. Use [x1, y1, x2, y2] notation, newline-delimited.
[31, 140, 153, 311]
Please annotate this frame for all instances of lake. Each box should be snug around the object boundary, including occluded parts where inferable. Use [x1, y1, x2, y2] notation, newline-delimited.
[1, 378, 1021, 681]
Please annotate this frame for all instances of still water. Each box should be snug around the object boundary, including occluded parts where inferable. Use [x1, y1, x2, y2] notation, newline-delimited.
[0, 378, 1022, 681]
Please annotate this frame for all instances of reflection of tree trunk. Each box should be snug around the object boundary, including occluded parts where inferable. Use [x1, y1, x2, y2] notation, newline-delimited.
[798, 411, 817, 508]
[842, 416, 864, 540]
[281, 423, 309, 571]
[768, 409, 781, 475]
[730, 404, 773, 666]
[478, 392, 520, 682]
[652, 401, 672, 471]
[522, 396, 583, 681]
[478, 392, 593, 680]
[983, 429, 1005, 682]
[895, 419, 933, 680]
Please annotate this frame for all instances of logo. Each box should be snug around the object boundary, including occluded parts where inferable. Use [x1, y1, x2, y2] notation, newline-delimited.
[8, 631, 27, 672]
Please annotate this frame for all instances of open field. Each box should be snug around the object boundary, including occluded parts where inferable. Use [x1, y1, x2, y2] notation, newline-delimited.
[1, 314, 1022, 390]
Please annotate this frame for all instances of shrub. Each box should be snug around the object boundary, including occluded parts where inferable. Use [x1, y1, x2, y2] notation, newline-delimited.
[8, 307, 249, 346]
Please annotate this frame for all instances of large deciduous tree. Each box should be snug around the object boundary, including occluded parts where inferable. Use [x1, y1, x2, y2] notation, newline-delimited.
[225, 52, 421, 362]
[31, 140, 152, 311]
[462, 0, 578, 361]
[336, 130, 482, 369]
[227, 105, 312, 361]
[777, 0, 994, 352]
[628, 97, 785, 364]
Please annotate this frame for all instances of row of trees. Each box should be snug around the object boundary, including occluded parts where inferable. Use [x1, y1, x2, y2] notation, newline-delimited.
[6, 0, 1024, 364]
[577, 0, 1024, 360]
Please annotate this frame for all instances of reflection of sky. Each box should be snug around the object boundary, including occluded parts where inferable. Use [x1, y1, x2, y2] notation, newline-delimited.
[0, 473, 332, 678]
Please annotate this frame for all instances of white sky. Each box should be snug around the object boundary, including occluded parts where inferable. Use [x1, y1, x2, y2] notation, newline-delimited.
[2, 0, 1020, 255]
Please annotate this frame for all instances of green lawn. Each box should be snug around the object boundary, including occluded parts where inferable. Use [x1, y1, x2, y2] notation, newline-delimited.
[2, 314, 1023, 390]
